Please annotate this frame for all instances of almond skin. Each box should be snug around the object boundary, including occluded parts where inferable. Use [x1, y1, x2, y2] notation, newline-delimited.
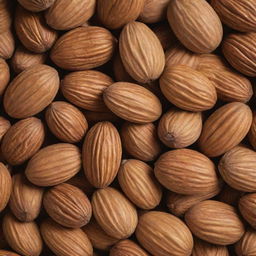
[82, 121, 122, 188]
[97, 0, 145, 29]
[45, 0, 96, 30]
[1, 117, 45, 166]
[249, 112, 256, 150]
[43, 183, 92, 228]
[136, 211, 193, 256]
[211, 0, 256, 32]
[25, 143, 81, 187]
[9, 173, 44, 222]
[61, 70, 113, 112]
[197, 53, 229, 71]
[198, 102, 252, 157]
[0, 58, 10, 95]
[160, 65, 217, 111]
[51, 26, 116, 71]
[4, 64, 59, 119]
[185, 200, 245, 245]
[119, 21, 165, 83]
[0, 117, 10, 142]
[103, 82, 162, 124]
[15, 6, 58, 53]
[0, 250, 20, 256]
[118, 159, 162, 210]
[222, 32, 256, 77]
[158, 109, 202, 148]
[235, 229, 256, 255]
[110, 239, 149, 256]
[0, 0, 12, 31]
[46, 101, 88, 143]
[167, 0, 223, 53]
[155, 149, 219, 195]
[41, 219, 93, 256]
[18, 0, 56, 12]
[92, 187, 138, 239]
[121, 122, 162, 162]
[0, 163, 12, 212]
[3, 213, 43, 256]
[0, 30, 15, 59]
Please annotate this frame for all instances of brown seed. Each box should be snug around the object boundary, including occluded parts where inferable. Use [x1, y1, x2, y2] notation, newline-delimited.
[0, 0, 13, 31]
[0, 163, 12, 212]
[0, 250, 20, 256]
[0, 58, 10, 96]
[18, 0, 56, 12]
[249, 112, 256, 150]
[0, 30, 15, 59]
[0, 117, 10, 142]
[235, 229, 256, 256]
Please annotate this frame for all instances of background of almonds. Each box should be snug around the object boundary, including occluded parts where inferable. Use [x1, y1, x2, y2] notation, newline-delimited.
[0, 0, 256, 255]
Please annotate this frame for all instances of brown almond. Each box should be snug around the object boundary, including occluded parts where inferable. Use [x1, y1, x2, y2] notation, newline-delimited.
[0, 30, 15, 59]
[0, 57, 10, 96]
[249, 112, 256, 150]
[0, 163, 12, 212]
[18, 0, 56, 12]
[0, 250, 20, 256]
[235, 229, 256, 256]
[0, 0, 13, 31]
[197, 53, 229, 71]
[0, 117, 10, 142]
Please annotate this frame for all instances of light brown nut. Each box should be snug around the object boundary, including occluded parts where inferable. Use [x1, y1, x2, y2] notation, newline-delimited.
[0, 117, 10, 142]
[235, 229, 256, 256]
[0, 0, 13, 31]
[0, 30, 15, 59]
[0, 163, 12, 212]
[0, 57, 10, 96]
[18, 0, 56, 12]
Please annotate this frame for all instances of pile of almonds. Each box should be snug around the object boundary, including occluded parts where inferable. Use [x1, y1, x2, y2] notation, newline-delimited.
[0, 0, 256, 255]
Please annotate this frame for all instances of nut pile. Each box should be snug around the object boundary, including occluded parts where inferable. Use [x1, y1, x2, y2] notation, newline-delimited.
[0, 0, 256, 255]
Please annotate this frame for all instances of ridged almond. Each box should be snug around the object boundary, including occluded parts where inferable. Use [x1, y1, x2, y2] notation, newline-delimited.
[197, 53, 229, 71]
[235, 229, 256, 256]
[0, 57, 10, 96]
[0, 30, 15, 59]
[0, 117, 10, 142]
[0, 163, 12, 212]
[249, 112, 256, 150]
[0, 250, 20, 256]
[0, 0, 12, 31]
[18, 0, 56, 12]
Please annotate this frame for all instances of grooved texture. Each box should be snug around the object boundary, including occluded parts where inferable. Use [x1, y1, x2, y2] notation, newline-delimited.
[18, 0, 56, 12]
[0, 163, 12, 212]
[0, 116, 10, 142]
[0, 30, 15, 59]
[0, 58, 10, 96]
[235, 229, 256, 255]
[0, 0, 12, 31]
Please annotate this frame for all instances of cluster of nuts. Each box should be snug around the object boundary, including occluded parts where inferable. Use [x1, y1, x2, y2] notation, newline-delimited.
[0, 0, 256, 255]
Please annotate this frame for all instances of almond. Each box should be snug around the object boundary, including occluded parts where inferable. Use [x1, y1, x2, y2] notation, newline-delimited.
[82, 121, 122, 188]
[0, 30, 15, 59]
[15, 6, 58, 53]
[61, 70, 113, 112]
[136, 211, 193, 256]
[41, 219, 93, 256]
[0, 58, 10, 96]
[0, 250, 20, 256]
[0, 117, 10, 142]
[103, 82, 162, 123]
[118, 159, 162, 210]
[217, 185, 244, 206]
[50, 26, 116, 70]
[97, 0, 145, 29]
[4, 64, 59, 119]
[197, 53, 229, 71]
[121, 122, 162, 162]
[119, 21, 165, 83]
[154, 149, 219, 195]
[185, 200, 245, 245]
[160, 65, 217, 111]
[92, 187, 138, 239]
[46, 101, 88, 143]
[0, 163, 12, 212]
[158, 109, 202, 148]
[211, 0, 256, 32]
[249, 112, 256, 150]
[25, 143, 81, 186]
[1, 117, 45, 166]
[9, 173, 44, 222]
[43, 183, 92, 228]
[222, 32, 256, 77]
[0, 0, 12, 31]
[45, 0, 96, 30]
[167, 0, 223, 53]
[3, 213, 43, 256]
[18, 0, 56, 12]
[235, 229, 256, 256]
[198, 102, 252, 157]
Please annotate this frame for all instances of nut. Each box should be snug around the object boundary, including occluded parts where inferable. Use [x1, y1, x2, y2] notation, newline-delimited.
[0, 30, 15, 59]
[18, 0, 56, 12]
[0, 163, 12, 212]
[0, 58, 10, 95]
[235, 229, 256, 256]
[0, 117, 10, 142]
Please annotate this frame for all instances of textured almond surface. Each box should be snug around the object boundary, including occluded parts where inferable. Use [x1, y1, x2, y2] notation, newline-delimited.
[18, 0, 56, 12]
[0, 58, 10, 96]
[235, 229, 256, 256]
[185, 200, 245, 245]
[0, 117, 10, 142]
[119, 21, 165, 83]
[25, 143, 81, 186]
[4, 64, 59, 119]
[92, 187, 138, 239]
[249, 112, 256, 150]
[0, 30, 15, 59]
[0, 0, 12, 31]
[0, 250, 20, 256]
[0, 163, 12, 212]
[136, 211, 193, 256]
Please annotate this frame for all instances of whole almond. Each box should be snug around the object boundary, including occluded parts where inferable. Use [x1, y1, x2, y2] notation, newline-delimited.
[43, 183, 92, 228]
[0, 163, 12, 212]
[0, 57, 10, 96]
[103, 82, 162, 123]
[82, 121, 122, 188]
[46, 101, 88, 143]
[160, 65, 217, 111]
[9, 173, 44, 222]
[185, 200, 245, 245]
[51, 26, 116, 70]
[3, 213, 43, 256]
[222, 32, 256, 77]
[61, 70, 113, 112]
[249, 112, 256, 150]
[118, 159, 162, 210]
[0, 117, 10, 142]
[211, 0, 256, 32]
[121, 122, 161, 162]
[235, 229, 256, 255]
[97, 0, 145, 29]
[110, 239, 149, 256]
[92, 187, 138, 239]
[0, 30, 15, 59]
[199, 102, 252, 157]
[167, 0, 223, 53]
[158, 109, 202, 148]
[4, 64, 59, 119]
[41, 219, 93, 256]
[18, 0, 56, 12]
[15, 6, 58, 53]
[136, 211, 193, 256]
[25, 143, 81, 186]
[154, 149, 219, 195]
[1, 117, 45, 166]
[0, 250, 20, 256]
[45, 0, 96, 30]
[119, 21, 165, 83]
[0, 0, 12, 31]
[11, 46, 47, 74]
